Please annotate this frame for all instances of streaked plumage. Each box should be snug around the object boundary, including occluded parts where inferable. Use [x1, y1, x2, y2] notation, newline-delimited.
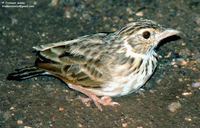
[7, 19, 181, 111]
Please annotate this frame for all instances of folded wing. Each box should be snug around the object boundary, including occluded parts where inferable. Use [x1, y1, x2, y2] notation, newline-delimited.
[34, 33, 112, 88]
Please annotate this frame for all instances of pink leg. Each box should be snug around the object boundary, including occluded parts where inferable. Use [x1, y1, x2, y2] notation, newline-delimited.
[68, 83, 119, 111]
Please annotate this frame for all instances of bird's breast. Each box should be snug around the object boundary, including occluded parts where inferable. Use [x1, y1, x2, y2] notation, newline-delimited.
[102, 56, 158, 96]
[85, 56, 157, 97]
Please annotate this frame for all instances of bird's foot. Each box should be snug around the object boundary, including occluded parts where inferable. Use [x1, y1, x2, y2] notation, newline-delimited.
[100, 96, 120, 106]
[78, 95, 120, 111]
[66, 83, 119, 111]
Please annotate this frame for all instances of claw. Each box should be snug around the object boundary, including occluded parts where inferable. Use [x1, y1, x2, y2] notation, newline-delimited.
[100, 96, 120, 106]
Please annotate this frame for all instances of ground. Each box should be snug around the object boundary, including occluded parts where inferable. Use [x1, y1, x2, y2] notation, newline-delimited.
[0, 0, 200, 128]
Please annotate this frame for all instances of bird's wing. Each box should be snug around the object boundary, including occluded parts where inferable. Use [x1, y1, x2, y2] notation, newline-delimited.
[33, 33, 113, 88]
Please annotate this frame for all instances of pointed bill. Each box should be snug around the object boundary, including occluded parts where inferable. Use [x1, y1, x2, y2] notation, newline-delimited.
[156, 29, 181, 44]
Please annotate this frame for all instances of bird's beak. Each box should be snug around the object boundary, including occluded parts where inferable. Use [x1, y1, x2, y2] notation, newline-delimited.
[155, 29, 181, 45]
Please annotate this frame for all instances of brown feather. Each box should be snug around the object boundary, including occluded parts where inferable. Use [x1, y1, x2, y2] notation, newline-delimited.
[34, 33, 112, 88]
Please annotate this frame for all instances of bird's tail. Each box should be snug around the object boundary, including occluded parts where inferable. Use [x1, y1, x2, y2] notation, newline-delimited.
[7, 66, 46, 81]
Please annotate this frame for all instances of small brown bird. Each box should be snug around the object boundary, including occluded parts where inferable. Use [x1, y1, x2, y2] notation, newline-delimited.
[7, 19, 181, 111]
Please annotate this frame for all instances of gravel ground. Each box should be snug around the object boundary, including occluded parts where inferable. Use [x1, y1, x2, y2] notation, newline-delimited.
[0, 0, 200, 128]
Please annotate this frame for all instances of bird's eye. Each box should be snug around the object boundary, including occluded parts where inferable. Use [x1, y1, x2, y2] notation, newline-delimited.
[142, 31, 151, 39]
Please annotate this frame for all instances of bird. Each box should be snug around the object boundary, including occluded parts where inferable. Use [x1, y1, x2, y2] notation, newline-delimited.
[7, 19, 181, 111]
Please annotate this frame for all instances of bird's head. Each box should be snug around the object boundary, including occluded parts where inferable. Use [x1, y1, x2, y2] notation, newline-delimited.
[115, 19, 181, 57]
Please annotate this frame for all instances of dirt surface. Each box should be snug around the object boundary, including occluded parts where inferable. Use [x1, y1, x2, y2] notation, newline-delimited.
[0, 0, 200, 128]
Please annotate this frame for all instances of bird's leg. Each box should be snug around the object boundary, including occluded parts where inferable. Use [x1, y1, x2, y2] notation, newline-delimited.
[67, 83, 119, 111]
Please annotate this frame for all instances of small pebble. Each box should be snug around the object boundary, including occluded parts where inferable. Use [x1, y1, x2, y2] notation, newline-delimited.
[192, 82, 200, 88]
[136, 11, 144, 17]
[64, 9, 71, 18]
[11, 17, 18, 25]
[194, 16, 200, 25]
[50, 0, 59, 7]
[17, 120, 23, 125]
[164, 52, 172, 58]
[59, 107, 64, 112]
[171, 61, 176, 65]
[78, 123, 83, 128]
[149, 89, 156, 93]
[33, 1, 37, 5]
[128, 17, 134, 22]
[194, 27, 200, 32]
[168, 101, 181, 112]
[178, 78, 183, 82]
[63, 89, 69, 93]
[126, 8, 133, 15]
[41, 33, 46, 37]
[173, 64, 178, 68]
[122, 122, 128, 127]
[180, 60, 188, 66]
[176, 58, 188, 66]
[182, 92, 192, 96]
[24, 126, 32, 128]
[156, 79, 162, 84]
[181, 43, 186, 46]
[10, 106, 15, 110]
[184, 117, 192, 122]
[111, 28, 117, 31]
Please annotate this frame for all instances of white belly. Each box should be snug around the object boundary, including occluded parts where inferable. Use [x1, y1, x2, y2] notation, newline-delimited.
[86, 56, 157, 97]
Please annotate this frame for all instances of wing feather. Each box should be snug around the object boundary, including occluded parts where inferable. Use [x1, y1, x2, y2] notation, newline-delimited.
[34, 33, 112, 87]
